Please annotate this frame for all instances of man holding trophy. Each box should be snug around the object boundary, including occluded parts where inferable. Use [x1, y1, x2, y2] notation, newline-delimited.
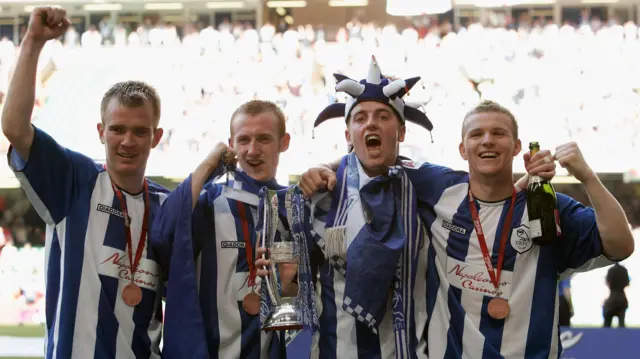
[299, 94, 635, 358]
[150, 100, 297, 358]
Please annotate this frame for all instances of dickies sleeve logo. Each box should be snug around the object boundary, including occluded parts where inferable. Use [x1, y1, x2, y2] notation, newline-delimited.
[510, 224, 533, 254]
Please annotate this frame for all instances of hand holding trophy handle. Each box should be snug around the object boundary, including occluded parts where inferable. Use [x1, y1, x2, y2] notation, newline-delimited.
[257, 189, 303, 332]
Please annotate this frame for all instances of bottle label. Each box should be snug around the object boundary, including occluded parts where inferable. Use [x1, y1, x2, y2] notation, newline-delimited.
[554, 209, 562, 236]
[529, 219, 542, 238]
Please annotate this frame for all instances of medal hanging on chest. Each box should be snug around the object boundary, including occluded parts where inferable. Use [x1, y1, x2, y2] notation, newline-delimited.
[112, 180, 150, 307]
[468, 188, 516, 320]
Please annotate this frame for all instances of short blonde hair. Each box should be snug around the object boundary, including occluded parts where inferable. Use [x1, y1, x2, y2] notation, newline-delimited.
[230, 100, 286, 138]
[462, 100, 518, 139]
[101, 81, 161, 126]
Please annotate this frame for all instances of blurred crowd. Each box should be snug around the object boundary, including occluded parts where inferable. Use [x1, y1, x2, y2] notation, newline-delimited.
[1, 13, 640, 325]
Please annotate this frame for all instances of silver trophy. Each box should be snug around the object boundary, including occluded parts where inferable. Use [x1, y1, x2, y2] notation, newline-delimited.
[260, 188, 303, 331]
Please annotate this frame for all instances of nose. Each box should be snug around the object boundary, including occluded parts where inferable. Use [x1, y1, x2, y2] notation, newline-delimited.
[247, 139, 260, 156]
[364, 114, 379, 129]
[480, 132, 495, 146]
[121, 131, 135, 147]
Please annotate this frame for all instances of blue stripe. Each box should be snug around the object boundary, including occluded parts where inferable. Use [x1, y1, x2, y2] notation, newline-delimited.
[93, 275, 119, 358]
[478, 295, 502, 359]
[524, 245, 558, 359]
[45, 229, 61, 359]
[103, 194, 126, 249]
[238, 302, 261, 359]
[199, 222, 220, 359]
[443, 198, 473, 358]
[317, 260, 338, 359]
[356, 320, 381, 359]
[131, 289, 157, 358]
[55, 186, 92, 358]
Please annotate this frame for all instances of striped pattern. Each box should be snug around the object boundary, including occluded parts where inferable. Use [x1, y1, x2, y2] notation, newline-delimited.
[9, 127, 168, 359]
[306, 158, 428, 359]
[402, 162, 612, 359]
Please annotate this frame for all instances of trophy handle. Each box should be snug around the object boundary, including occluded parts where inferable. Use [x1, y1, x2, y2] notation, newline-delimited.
[260, 190, 281, 305]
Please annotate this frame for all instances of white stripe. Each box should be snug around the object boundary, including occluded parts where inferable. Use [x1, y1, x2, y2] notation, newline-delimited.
[428, 182, 469, 359]
[51, 220, 66, 359]
[72, 173, 112, 358]
[414, 223, 429, 359]
[213, 195, 243, 357]
[333, 273, 359, 358]
[500, 207, 539, 359]
[14, 171, 56, 226]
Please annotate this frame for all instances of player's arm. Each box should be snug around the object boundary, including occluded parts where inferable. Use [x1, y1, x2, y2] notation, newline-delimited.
[555, 142, 634, 261]
[191, 142, 234, 210]
[3, 9, 96, 225]
[2, 7, 69, 159]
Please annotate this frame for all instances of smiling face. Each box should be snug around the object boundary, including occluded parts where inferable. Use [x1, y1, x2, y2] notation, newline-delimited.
[97, 98, 163, 179]
[229, 110, 290, 182]
[459, 110, 521, 180]
[345, 101, 406, 177]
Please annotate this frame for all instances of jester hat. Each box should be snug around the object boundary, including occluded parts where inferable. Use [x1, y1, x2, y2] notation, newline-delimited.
[314, 56, 433, 134]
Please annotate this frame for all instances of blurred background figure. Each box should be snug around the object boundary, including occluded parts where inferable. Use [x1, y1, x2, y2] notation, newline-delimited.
[604, 263, 630, 328]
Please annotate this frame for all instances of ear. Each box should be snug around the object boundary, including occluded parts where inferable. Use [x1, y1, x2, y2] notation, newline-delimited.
[228, 137, 233, 148]
[513, 138, 522, 157]
[459, 141, 468, 160]
[97, 122, 105, 144]
[151, 128, 164, 148]
[344, 127, 351, 148]
[398, 124, 406, 143]
[280, 133, 291, 153]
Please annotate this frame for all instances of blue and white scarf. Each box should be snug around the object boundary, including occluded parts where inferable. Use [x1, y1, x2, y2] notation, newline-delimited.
[312, 152, 425, 358]
[256, 186, 320, 335]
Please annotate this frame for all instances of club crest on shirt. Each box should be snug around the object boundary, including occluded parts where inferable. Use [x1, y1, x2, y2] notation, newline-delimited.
[400, 159, 423, 169]
[510, 224, 533, 254]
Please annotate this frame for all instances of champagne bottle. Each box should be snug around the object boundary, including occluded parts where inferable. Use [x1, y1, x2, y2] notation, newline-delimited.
[526, 142, 561, 244]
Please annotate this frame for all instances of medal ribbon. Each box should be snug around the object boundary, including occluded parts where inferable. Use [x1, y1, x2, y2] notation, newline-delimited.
[112, 180, 150, 286]
[235, 201, 257, 287]
[468, 188, 516, 296]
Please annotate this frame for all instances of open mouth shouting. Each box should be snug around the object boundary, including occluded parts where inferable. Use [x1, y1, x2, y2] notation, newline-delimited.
[365, 133, 381, 155]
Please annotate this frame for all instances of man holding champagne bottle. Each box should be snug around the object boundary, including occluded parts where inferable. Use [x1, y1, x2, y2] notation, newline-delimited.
[299, 99, 634, 358]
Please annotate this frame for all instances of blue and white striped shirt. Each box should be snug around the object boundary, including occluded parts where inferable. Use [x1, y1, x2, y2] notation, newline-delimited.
[307, 159, 429, 359]
[406, 161, 611, 359]
[9, 127, 168, 359]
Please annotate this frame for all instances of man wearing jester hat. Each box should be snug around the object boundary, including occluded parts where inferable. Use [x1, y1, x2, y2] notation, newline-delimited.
[298, 58, 634, 359]
[259, 56, 453, 358]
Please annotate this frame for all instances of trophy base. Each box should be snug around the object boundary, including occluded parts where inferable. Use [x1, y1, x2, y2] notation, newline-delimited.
[262, 302, 303, 332]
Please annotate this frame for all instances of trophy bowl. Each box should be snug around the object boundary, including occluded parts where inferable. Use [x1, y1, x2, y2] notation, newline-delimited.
[260, 189, 303, 332]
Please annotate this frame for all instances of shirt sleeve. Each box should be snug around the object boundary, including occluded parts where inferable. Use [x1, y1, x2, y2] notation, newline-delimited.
[8, 126, 101, 225]
[405, 161, 469, 207]
[556, 193, 614, 274]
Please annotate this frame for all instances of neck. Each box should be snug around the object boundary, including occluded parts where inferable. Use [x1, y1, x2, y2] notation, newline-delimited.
[108, 168, 145, 194]
[469, 173, 514, 202]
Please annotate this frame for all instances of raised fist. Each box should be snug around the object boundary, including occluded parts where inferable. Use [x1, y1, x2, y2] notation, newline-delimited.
[25, 7, 71, 45]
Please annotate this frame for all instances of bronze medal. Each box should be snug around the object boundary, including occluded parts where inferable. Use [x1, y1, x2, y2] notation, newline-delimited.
[122, 282, 143, 307]
[487, 297, 510, 320]
[242, 292, 261, 316]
